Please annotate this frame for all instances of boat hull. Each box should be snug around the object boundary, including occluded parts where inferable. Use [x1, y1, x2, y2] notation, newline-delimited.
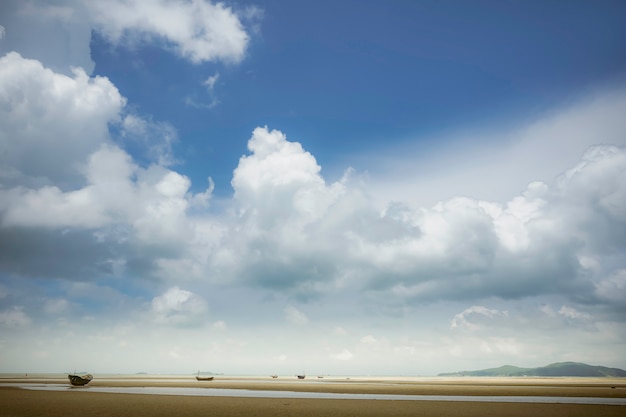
[68, 374, 93, 386]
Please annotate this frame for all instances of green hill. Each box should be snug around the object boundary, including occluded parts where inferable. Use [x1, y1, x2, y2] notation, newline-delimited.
[438, 362, 626, 377]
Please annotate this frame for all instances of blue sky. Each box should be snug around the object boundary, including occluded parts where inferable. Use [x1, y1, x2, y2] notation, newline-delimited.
[0, 0, 625, 376]
[91, 0, 626, 196]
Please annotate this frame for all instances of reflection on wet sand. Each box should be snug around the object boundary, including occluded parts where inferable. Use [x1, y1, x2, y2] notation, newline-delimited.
[8, 383, 626, 405]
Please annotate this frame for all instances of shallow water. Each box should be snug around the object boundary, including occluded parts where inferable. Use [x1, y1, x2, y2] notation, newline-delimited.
[5, 384, 626, 405]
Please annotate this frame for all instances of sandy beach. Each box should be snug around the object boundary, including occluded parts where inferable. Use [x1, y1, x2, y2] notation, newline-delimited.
[1, 375, 625, 416]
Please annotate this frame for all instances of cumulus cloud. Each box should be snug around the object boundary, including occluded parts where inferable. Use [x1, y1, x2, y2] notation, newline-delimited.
[0, 0, 253, 74]
[1, 4, 626, 372]
[0, 52, 124, 188]
[367, 145, 624, 306]
[2, 70, 625, 313]
[0, 52, 214, 282]
[220, 127, 352, 295]
[150, 286, 208, 326]
[0, 144, 207, 236]
[188, 124, 626, 317]
[88, 0, 249, 64]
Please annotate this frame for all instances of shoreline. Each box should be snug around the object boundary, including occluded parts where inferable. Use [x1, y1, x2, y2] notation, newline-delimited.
[2, 375, 625, 397]
[2, 376, 624, 417]
[1, 386, 625, 417]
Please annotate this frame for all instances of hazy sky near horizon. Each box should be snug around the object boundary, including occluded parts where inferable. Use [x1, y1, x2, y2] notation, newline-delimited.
[0, 0, 625, 376]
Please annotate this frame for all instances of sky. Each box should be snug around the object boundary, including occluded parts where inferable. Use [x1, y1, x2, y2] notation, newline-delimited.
[0, 0, 625, 376]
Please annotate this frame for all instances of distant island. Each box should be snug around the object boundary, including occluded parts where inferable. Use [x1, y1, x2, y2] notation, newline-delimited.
[438, 362, 626, 377]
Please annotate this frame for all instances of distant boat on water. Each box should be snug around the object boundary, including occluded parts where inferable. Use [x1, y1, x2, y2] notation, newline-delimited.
[68, 373, 93, 386]
[270, 374, 278, 378]
[296, 372, 306, 380]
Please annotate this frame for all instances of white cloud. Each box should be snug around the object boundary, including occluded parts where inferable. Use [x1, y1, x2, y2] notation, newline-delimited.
[557, 145, 626, 226]
[184, 96, 220, 109]
[0, 307, 31, 327]
[0, 53, 214, 281]
[203, 73, 219, 91]
[220, 126, 355, 295]
[558, 306, 591, 320]
[0, 52, 124, 188]
[230, 126, 341, 237]
[595, 269, 626, 304]
[1, 10, 626, 375]
[360, 335, 378, 345]
[121, 114, 178, 166]
[367, 86, 626, 208]
[284, 305, 308, 325]
[330, 348, 353, 361]
[193, 121, 626, 312]
[150, 286, 208, 326]
[451, 306, 508, 330]
[233, 127, 325, 201]
[0, 144, 211, 239]
[88, 0, 249, 64]
[2, 69, 625, 310]
[0, 0, 253, 75]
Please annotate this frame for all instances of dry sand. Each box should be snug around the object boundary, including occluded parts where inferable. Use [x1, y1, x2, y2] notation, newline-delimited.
[1, 376, 625, 417]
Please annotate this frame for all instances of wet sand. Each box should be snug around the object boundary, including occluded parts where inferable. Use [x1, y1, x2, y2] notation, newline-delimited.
[1, 376, 625, 417]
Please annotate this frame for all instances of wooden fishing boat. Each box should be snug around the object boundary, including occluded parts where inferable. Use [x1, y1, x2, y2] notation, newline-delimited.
[195, 371, 214, 381]
[68, 373, 93, 386]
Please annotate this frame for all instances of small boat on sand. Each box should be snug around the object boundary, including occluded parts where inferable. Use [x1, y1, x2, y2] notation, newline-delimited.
[68, 374, 93, 386]
[195, 371, 214, 381]
[296, 373, 306, 380]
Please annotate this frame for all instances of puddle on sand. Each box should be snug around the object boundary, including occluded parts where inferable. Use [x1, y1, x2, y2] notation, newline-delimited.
[4, 383, 626, 405]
